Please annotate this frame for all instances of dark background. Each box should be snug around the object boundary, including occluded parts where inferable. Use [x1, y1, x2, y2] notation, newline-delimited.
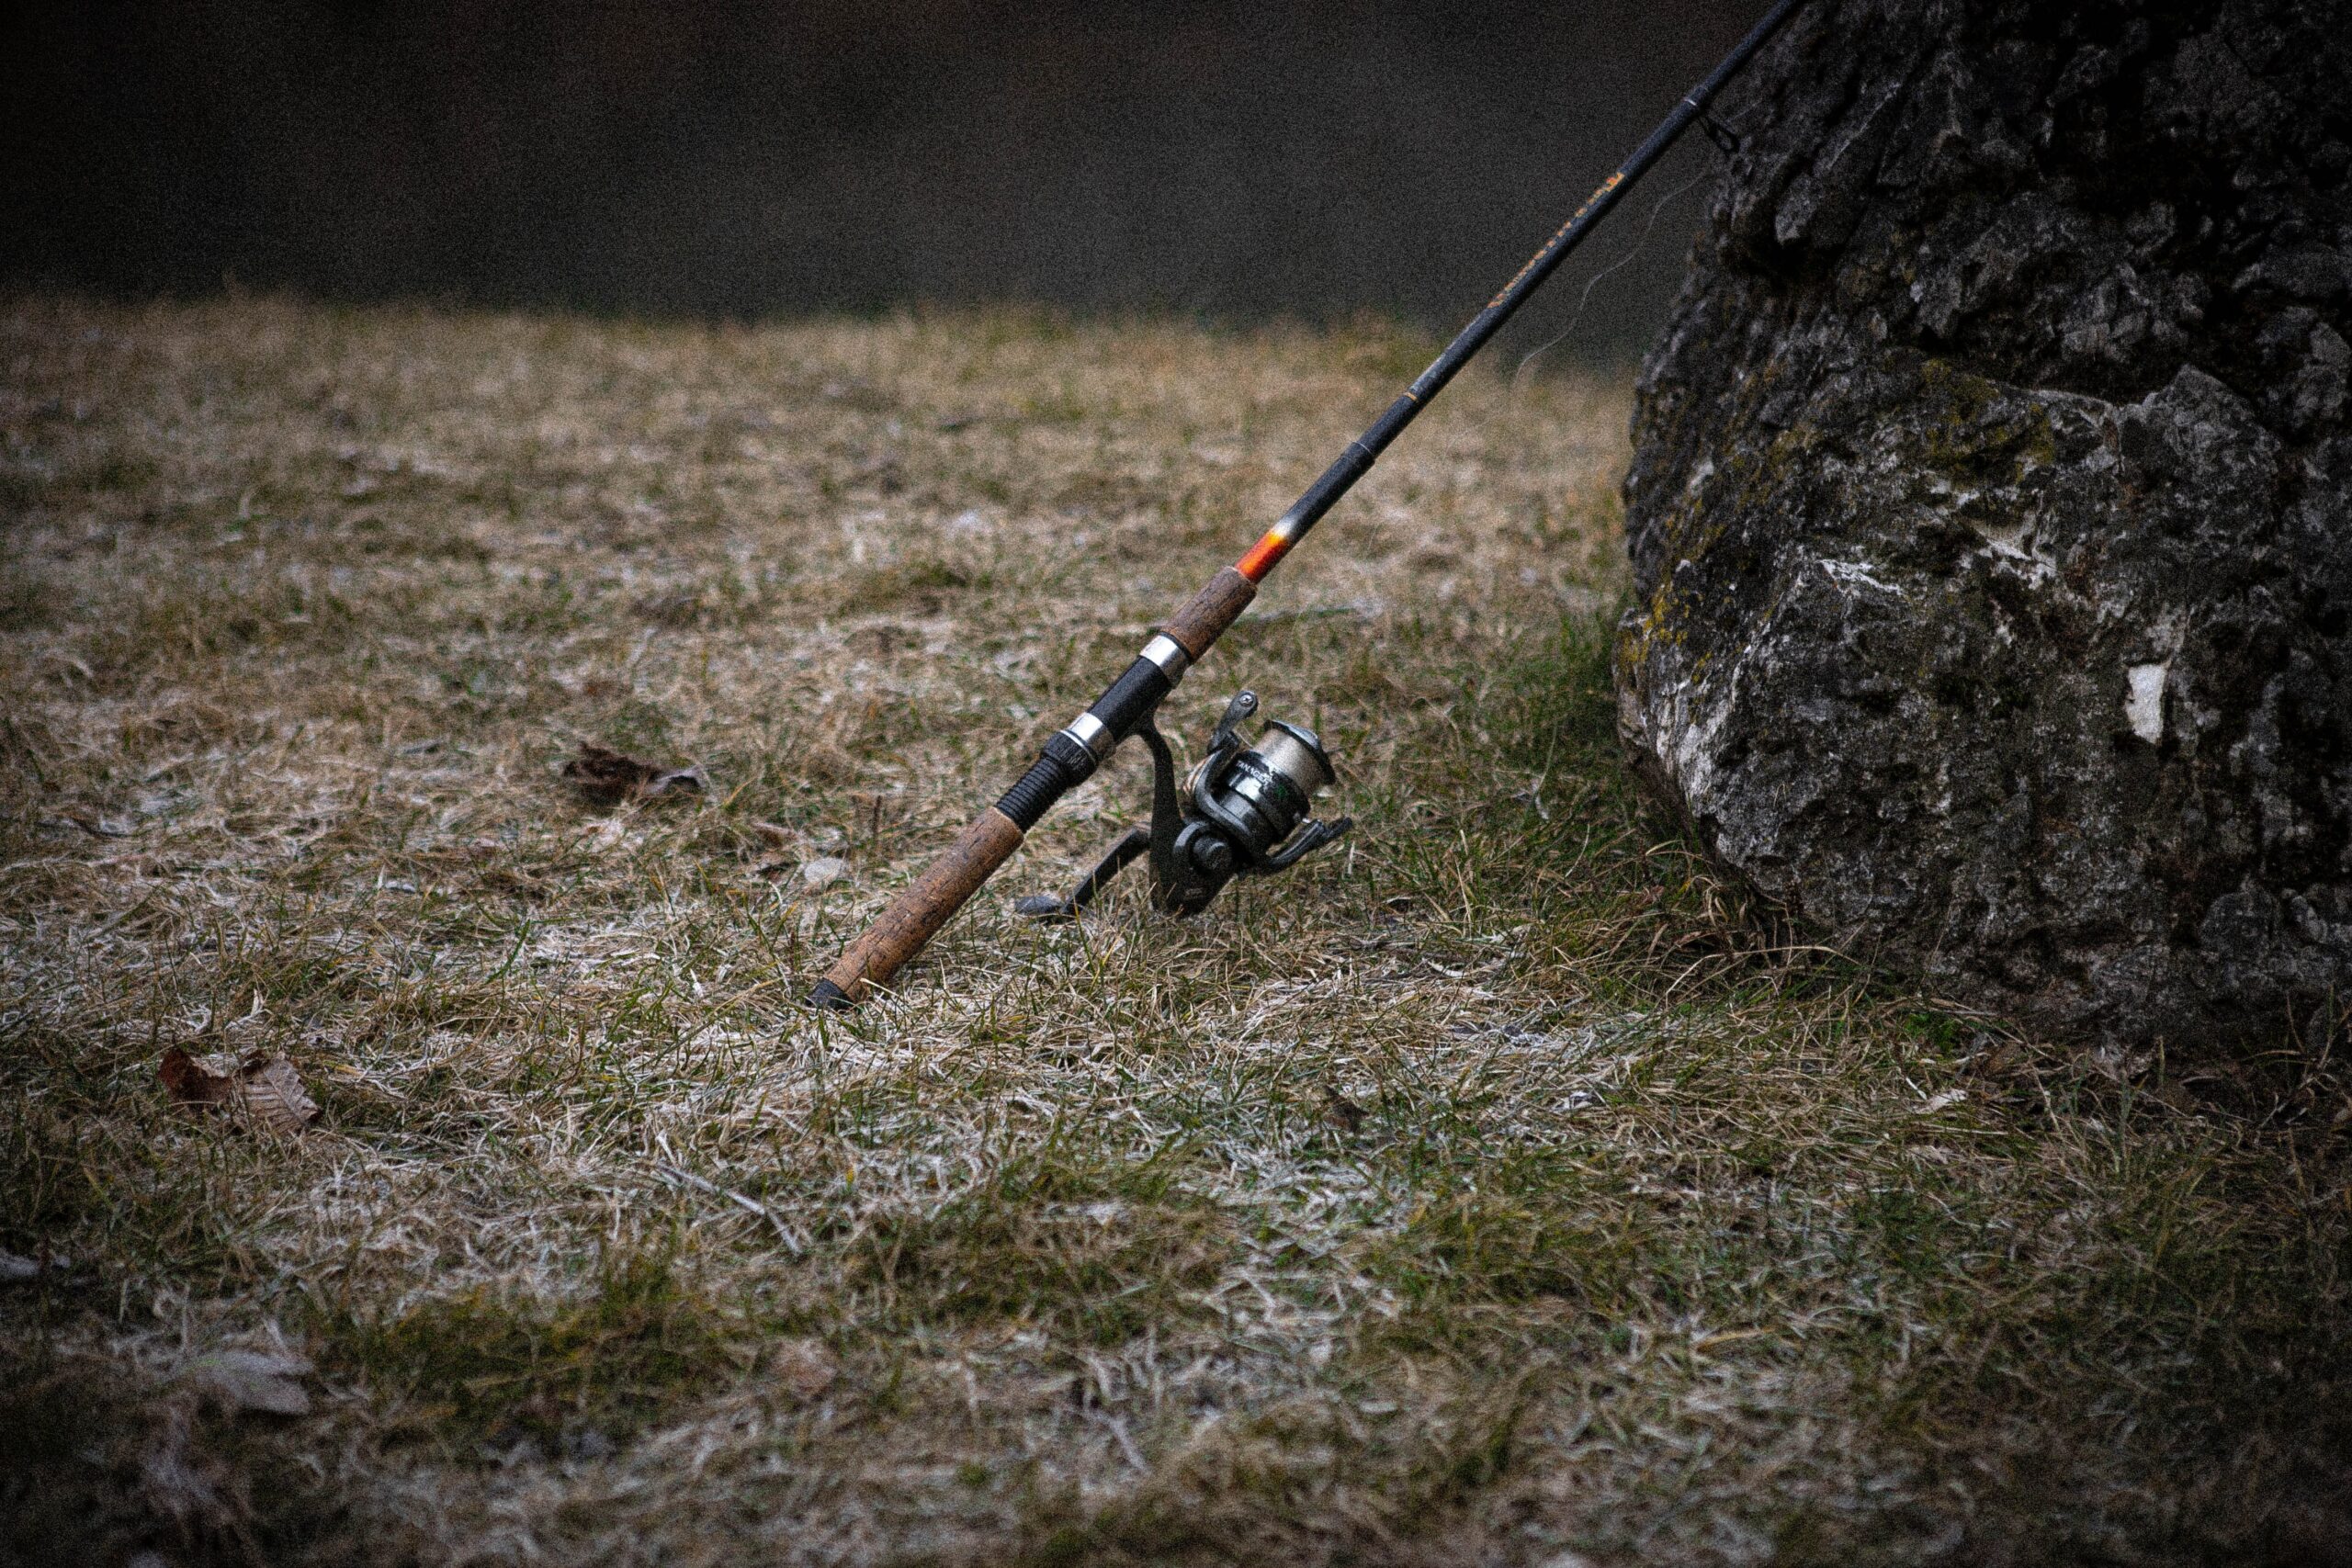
[4, 1, 1763, 364]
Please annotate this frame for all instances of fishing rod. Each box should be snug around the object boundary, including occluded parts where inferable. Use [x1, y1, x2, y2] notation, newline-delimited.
[810, 0, 1805, 1010]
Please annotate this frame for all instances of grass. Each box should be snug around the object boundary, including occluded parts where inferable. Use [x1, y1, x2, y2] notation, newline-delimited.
[333, 1241, 741, 1451]
[1, 293, 2348, 1565]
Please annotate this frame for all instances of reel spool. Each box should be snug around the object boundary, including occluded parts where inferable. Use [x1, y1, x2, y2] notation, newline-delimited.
[1015, 691, 1350, 921]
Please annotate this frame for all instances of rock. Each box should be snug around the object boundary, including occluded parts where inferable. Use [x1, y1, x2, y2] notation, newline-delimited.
[1617, 0, 2351, 1051]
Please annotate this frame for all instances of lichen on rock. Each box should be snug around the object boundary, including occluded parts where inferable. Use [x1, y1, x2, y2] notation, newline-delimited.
[1618, 0, 2351, 1050]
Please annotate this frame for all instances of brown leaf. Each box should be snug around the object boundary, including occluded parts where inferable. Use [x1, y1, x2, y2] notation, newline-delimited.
[1321, 1083, 1368, 1134]
[237, 1055, 320, 1133]
[560, 741, 657, 803]
[161, 1045, 235, 1109]
[769, 1337, 837, 1401]
[187, 1349, 314, 1416]
[639, 766, 707, 800]
[561, 742, 705, 807]
[162, 1047, 320, 1133]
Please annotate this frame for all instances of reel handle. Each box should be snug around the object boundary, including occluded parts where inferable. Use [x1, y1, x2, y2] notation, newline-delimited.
[809, 807, 1024, 1008]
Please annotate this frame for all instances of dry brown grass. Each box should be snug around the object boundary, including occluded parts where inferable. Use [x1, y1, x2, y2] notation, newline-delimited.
[3, 293, 2349, 1567]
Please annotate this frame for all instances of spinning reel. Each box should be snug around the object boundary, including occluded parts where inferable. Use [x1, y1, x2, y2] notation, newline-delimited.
[1015, 691, 1350, 921]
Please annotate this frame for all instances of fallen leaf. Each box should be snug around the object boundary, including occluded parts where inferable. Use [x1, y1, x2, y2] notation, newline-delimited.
[162, 1047, 321, 1133]
[238, 1056, 321, 1132]
[0, 1249, 43, 1283]
[187, 1349, 314, 1416]
[801, 856, 851, 891]
[770, 1337, 837, 1400]
[561, 743, 662, 803]
[639, 766, 706, 800]
[561, 742, 705, 807]
[752, 820, 791, 848]
[161, 1045, 230, 1108]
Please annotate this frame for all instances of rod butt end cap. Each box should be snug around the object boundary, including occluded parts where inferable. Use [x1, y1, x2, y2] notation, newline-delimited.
[808, 978, 854, 1011]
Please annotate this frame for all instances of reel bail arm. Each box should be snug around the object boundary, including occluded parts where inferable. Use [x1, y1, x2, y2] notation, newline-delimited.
[1012, 692, 1351, 922]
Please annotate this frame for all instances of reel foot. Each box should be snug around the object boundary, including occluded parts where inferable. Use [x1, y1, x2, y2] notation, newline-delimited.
[1015, 827, 1151, 921]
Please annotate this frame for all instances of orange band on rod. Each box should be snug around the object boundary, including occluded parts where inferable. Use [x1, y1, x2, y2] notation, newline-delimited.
[1236, 530, 1291, 581]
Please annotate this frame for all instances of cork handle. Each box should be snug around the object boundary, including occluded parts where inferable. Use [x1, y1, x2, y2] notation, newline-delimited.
[1164, 566, 1258, 660]
[816, 807, 1024, 1005]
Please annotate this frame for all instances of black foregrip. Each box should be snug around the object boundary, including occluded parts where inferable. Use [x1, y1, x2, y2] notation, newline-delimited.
[995, 730, 1095, 829]
[1087, 657, 1174, 739]
[995, 756, 1069, 830]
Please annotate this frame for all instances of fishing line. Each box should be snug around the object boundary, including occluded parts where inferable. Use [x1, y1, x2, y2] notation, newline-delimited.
[1507, 166, 1713, 390]
[1505, 173, 1712, 389]
[1506, 103, 1756, 391]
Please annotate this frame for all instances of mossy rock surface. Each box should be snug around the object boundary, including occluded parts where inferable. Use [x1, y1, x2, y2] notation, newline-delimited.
[1619, 0, 2352, 1052]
